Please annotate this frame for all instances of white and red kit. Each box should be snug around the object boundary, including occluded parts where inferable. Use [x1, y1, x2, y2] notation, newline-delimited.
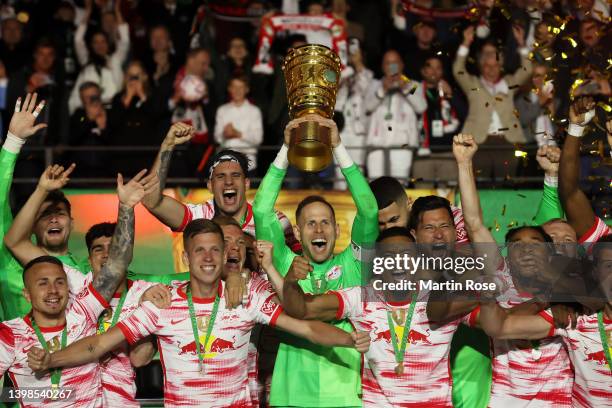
[334, 286, 477, 407]
[483, 264, 574, 407]
[0, 283, 109, 408]
[253, 13, 348, 74]
[116, 279, 282, 408]
[540, 309, 612, 408]
[579, 216, 611, 255]
[451, 205, 468, 244]
[176, 199, 301, 253]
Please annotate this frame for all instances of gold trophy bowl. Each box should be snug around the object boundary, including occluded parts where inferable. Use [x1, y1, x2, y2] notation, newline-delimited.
[283, 44, 341, 172]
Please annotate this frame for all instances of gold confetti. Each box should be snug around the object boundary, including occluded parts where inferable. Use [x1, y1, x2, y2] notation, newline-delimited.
[494, 219, 501, 232]
[597, 102, 611, 112]
[501, 205, 507, 216]
[517, 194, 526, 198]
[498, 127, 509, 131]
[471, 88, 480, 91]
[513, 109, 520, 118]
[507, 221, 516, 228]
[514, 150, 528, 158]
[561, 52, 568, 59]
[485, 102, 490, 107]
[495, 97, 504, 102]
[508, 85, 520, 89]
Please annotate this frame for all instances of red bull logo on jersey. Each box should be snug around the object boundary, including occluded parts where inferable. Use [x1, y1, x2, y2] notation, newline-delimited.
[375, 329, 431, 345]
[210, 337, 236, 352]
[585, 350, 607, 365]
[179, 335, 237, 356]
[326, 266, 342, 281]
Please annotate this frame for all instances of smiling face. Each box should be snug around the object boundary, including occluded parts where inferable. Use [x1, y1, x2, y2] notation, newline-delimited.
[91, 32, 109, 58]
[33, 201, 72, 253]
[411, 208, 456, 258]
[542, 220, 578, 258]
[221, 224, 246, 278]
[207, 161, 249, 217]
[183, 232, 226, 286]
[295, 202, 339, 264]
[507, 228, 550, 279]
[23, 262, 69, 319]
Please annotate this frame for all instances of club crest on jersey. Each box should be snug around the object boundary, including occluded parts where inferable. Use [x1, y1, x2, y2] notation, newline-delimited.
[326, 265, 342, 281]
[261, 295, 277, 316]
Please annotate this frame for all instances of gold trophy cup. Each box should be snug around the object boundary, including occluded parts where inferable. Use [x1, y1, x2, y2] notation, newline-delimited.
[283, 44, 341, 172]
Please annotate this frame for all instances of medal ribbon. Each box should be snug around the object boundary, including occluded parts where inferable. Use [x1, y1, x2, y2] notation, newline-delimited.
[31, 319, 68, 388]
[98, 290, 128, 333]
[187, 284, 220, 373]
[386, 293, 417, 372]
[597, 310, 612, 373]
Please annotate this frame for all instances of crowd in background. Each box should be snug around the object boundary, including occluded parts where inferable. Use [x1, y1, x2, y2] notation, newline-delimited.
[0, 0, 609, 211]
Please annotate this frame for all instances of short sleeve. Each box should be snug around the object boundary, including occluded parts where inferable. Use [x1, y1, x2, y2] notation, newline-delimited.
[460, 305, 480, 327]
[249, 280, 282, 326]
[72, 283, 111, 323]
[452, 206, 469, 244]
[579, 217, 611, 255]
[116, 301, 162, 345]
[173, 203, 194, 232]
[333, 287, 363, 320]
[0, 323, 15, 376]
[537, 309, 556, 337]
[64, 264, 91, 294]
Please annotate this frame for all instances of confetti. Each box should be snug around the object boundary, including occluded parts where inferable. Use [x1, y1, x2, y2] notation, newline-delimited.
[561, 52, 568, 59]
[597, 102, 611, 112]
[471, 88, 480, 91]
[457, 71, 465, 75]
[498, 128, 509, 131]
[514, 150, 528, 158]
[513, 109, 520, 118]
[485, 102, 490, 107]
[495, 97, 504, 102]
[501, 205, 507, 216]
[517, 194, 526, 198]
[494, 219, 501, 232]
[507, 221, 516, 228]
[508, 85, 520, 89]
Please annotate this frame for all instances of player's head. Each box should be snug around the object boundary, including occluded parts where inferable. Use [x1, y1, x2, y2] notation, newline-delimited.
[207, 150, 250, 217]
[22, 256, 69, 319]
[505, 226, 553, 279]
[33, 190, 73, 253]
[541, 218, 578, 258]
[376, 227, 416, 282]
[294, 195, 338, 264]
[370, 177, 411, 232]
[213, 215, 246, 278]
[85, 222, 115, 276]
[409, 196, 455, 257]
[592, 235, 612, 300]
[182, 219, 226, 285]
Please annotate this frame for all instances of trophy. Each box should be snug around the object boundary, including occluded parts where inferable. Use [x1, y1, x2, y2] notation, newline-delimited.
[283, 44, 341, 172]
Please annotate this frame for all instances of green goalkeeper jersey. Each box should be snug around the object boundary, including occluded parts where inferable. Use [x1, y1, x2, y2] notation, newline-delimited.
[253, 163, 378, 407]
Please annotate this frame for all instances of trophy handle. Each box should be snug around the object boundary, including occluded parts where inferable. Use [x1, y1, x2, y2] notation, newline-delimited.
[288, 121, 333, 173]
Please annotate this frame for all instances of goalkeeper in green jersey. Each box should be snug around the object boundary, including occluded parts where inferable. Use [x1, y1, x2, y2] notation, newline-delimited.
[253, 114, 378, 407]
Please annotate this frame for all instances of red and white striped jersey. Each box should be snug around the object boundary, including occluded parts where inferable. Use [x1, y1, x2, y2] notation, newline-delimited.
[488, 268, 573, 407]
[542, 310, 612, 408]
[451, 205, 468, 244]
[0, 283, 108, 408]
[579, 216, 611, 255]
[116, 279, 282, 408]
[335, 286, 475, 407]
[176, 200, 301, 252]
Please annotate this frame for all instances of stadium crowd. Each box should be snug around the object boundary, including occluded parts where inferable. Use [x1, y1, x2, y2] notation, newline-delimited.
[0, 0, 610, 407]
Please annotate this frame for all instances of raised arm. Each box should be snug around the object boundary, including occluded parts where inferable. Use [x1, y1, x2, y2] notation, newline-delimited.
[533, 146, 564, 224]
[282, 256, 343, 321]
[559, 97, 597, 238]
[92, 170, 149, 301]
[141, 123, 193, 230]
[4, 163, 75, 264]
[505, 25, 533, 87]
[74, 0, 91, 66]
[452, 26, 478, 93]
[256, 240, 285, 299]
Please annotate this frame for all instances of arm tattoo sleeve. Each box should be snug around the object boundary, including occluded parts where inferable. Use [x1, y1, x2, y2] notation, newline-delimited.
[158, 150, 173, 191]
[93, 204, 134, 301]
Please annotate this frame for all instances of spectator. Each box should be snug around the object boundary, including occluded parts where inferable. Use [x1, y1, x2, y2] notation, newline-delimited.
[365, 49, 426, 181]
[214, 76, 263, 175]
[515, 63, 558, 147]
[412, 54, 462, 188]
[453, 25, 532, 180]
[48, 1, 79, 88]
[68, 0, 130, 113]
[68, 82, 109, 177]
[215, 37, 252, 104]
[143, 25, 177, 88]
[108, 60, 169, 176]
[0, 17, 29, 77]
[333, 37, 372, 189]
[402, 18, 441, 81]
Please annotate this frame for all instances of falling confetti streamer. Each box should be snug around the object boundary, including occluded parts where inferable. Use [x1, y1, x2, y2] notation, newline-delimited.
[501, 205, 507, 216]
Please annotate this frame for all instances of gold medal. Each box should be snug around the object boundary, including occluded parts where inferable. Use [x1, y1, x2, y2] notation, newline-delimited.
[395, 363, 404, 375]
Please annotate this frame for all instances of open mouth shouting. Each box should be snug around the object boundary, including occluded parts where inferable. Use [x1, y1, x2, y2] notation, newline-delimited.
[47, 226, 64, 238]
[222, 189, 238, 207]
[311, 238, 328, 255]
[225, 255, 242, 273]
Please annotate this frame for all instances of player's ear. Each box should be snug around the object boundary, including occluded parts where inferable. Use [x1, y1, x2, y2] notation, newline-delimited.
[22, 287, 32, 304]
[245, 177, 250, 191]
[207, 179, 212, 192]
[335, 222, 340, 238]
[410, 229, 417, 240]
[182, 251, 189, 268]
[293, 224, 301, 242]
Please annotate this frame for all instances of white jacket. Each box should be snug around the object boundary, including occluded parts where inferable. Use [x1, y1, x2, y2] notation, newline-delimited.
[214, 101, 263, 168]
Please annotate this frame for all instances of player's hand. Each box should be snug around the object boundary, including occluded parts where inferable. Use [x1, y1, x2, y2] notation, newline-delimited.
[9, 93, 47, 139]
[225, 272, 246, 309]
[38, 164, 76, 192]
[462, 25, 475, 46]
[162, 122, 194, 149]
[569, 96, 595, 125]
[351, 330, 371, 353]
[140, 284, 172, 309]
[284, 114, 340, 147]
[286, 256, 312, 283]
[27, 346, 51, 373]
[255, 240, 274, 271]
[551, 303, 577, 329]
[535, 145, 560, 175]
[117, 169, 147, 208]
[452, 133, 478, 164]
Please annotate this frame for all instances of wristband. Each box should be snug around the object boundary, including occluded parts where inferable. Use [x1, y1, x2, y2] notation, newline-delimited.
[2, 132, 25, 154]
[544, 174, 558, 187]
[567, 123, 585, 138]
[333, 143, 354, 169]
[273, 144, 289, 169]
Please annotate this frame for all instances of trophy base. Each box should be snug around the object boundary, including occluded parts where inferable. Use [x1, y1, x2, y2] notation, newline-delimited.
[288, 121, 333, 173]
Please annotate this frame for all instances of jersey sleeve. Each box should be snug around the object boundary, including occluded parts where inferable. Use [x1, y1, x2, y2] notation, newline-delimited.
[249, 279, 283, 326]
[537, 309, 557, 337]
[64, 264, 91, 294]
[578, 217, 611, 254]
[253, 164, 294, 274]
[451, 206, 469, 244]
[332, 287, 363, 320]
[533, 183, 564, 225]
[0, 323, 15, 376]
[173, 203, 204, 232]
[116, 301, 162, 345]
[72, 283, 111, 323]
[342, 164, 378, 256]
[128, 271, 190, 285]
[460, 306, 480, 328]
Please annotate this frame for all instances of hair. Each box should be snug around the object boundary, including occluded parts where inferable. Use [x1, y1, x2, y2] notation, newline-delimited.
[369, 176, 407, 210]
[187, 47, 210, 61]
[212, 215, 242, 230]
[593, 234, 612, 264]
[44, 190, 71, 215]
[477, 40, 503, 67]
[422, 52, 444, 69]
[377, 227, 415, 243]
[208, 149, 250, 178]
[34, 38, 55, 52]
[79, 81, 101, 94]
[408, 196, 454, 230]
[23, 255, 64, 283]
[228, 75, 249, 88]
[182, 219, 224, 248]
[505, 226, 553, 243]
[541, 218, 571, 228]
[85, 222, 116, 253]
[124, 59, 150, 95]
[296, 195, 336, 222]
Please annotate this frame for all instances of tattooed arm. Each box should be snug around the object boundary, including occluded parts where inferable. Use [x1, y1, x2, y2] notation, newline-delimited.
[92, 171, 148, 301]
[141, 123, 193, 230]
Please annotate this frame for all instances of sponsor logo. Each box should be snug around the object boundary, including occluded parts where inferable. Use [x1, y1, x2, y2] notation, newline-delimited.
[326, 265, 342, 281]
